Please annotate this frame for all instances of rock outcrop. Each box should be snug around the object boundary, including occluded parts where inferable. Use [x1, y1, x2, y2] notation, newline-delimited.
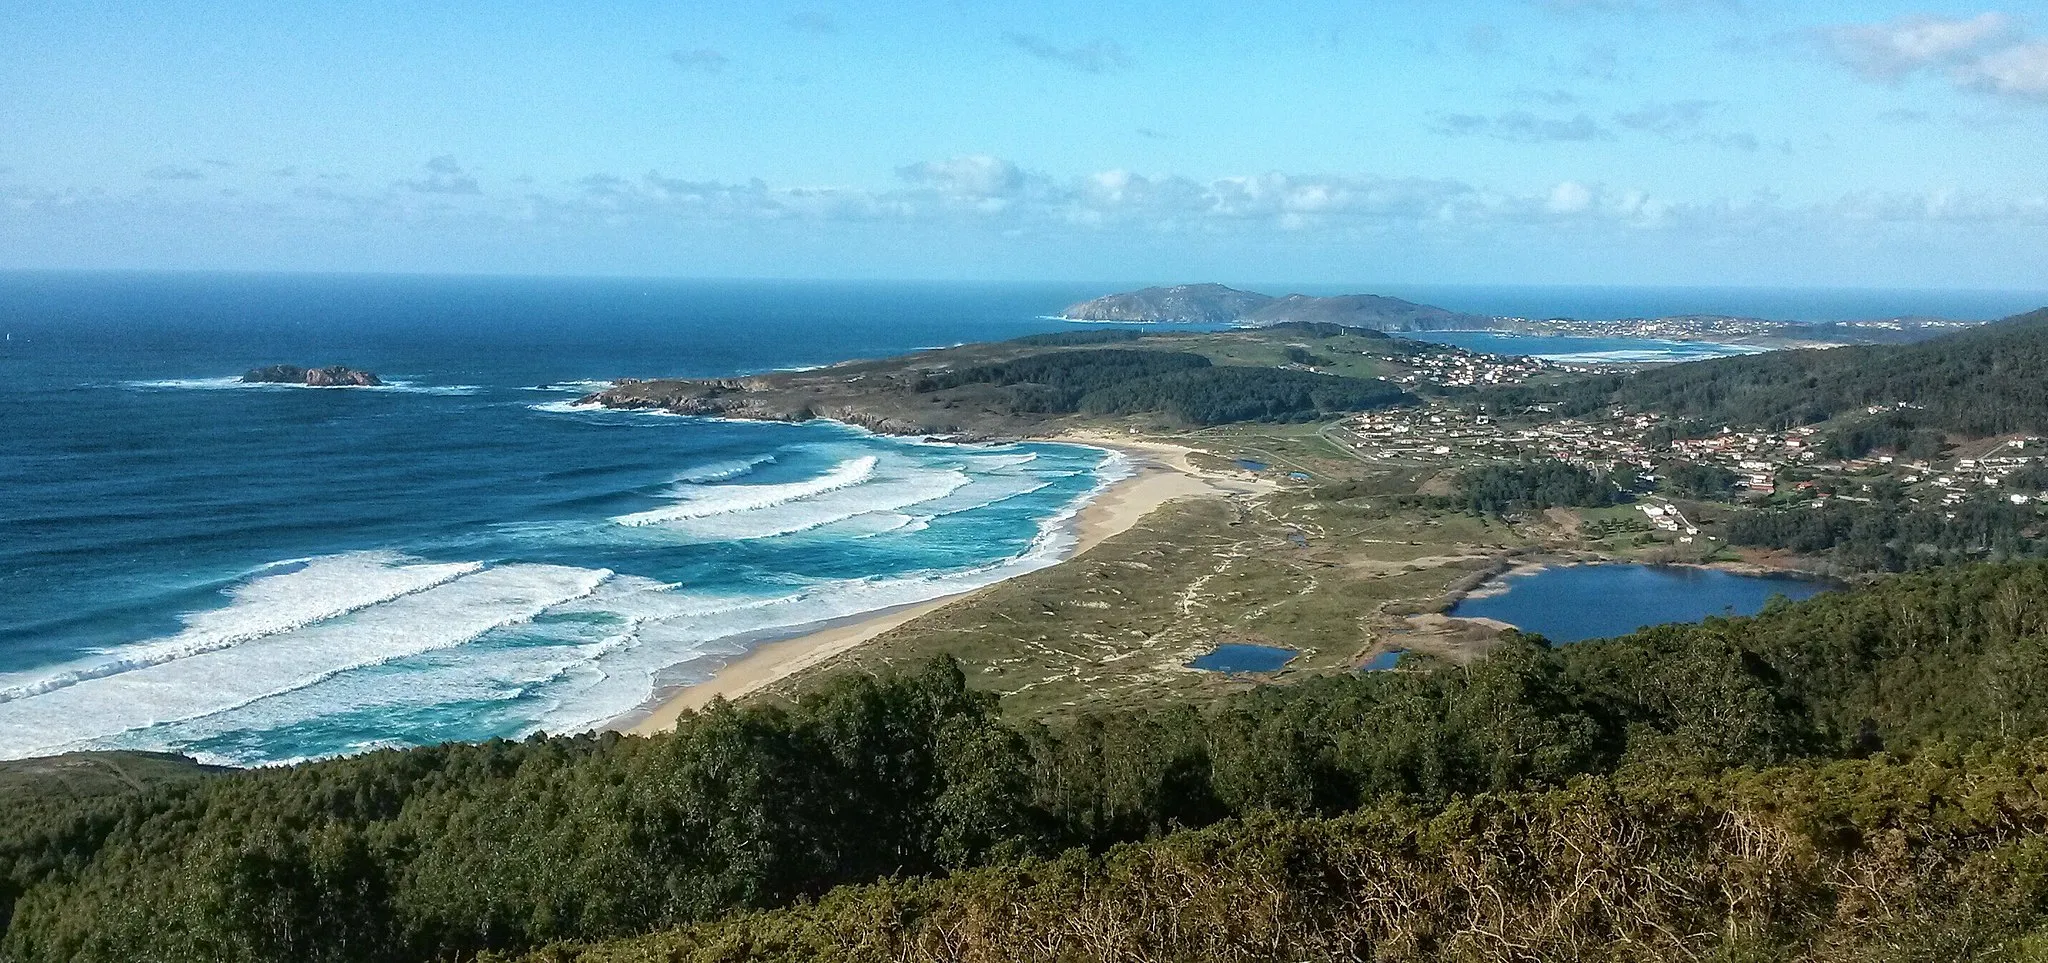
[241, 365, 383, 387]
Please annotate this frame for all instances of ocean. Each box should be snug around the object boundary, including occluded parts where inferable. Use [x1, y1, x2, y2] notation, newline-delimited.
[2, 273, 2039, 766]
[0, 274, 1127, 765]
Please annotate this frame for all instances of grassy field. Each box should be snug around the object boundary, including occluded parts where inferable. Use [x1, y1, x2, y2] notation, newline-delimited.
[1166, 328, 1398, 381]
[761, 467, 1550, 720]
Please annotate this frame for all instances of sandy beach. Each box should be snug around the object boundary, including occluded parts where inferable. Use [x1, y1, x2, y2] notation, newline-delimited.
[619, 433, 1266, 735]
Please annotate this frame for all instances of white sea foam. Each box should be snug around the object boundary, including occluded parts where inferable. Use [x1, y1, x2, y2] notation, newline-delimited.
[670, 454, 778, 485]
[0, 563, 611, 761]
[9, 439, 1131, 764]
[967, 452, 1040, 471]
[0, 553, 482, 703]
[350, 469, 1114, 743]
[662, 470, 971, 541]
[527, 399, 599, 414]
[910, 475, 1056, 518]
[614, 456, 879, 526]
[523, 380, 614, 393]
[121, 377, 481, 395]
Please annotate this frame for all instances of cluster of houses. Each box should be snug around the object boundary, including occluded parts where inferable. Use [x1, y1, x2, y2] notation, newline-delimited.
[1372, 348, 1552, 389]
[1337, 400, 2048, 513]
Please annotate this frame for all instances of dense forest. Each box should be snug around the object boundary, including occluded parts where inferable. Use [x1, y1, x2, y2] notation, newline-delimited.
[913, 348, 1410, 425]
[1727, 493, 2048, 573]
[1659, 459, 1738, 499]
[1455, 458, 1617, 513]
[1488, 307, 2048, 440]
[15, 563, 2048, 960]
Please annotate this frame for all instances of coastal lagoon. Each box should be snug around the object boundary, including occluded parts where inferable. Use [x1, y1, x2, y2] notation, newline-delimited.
[1450, 564, 1828, 643]
[1408, 331, 1764, 364]
[1188, 643, 1298, 673]
[0, 275, 1129, 765]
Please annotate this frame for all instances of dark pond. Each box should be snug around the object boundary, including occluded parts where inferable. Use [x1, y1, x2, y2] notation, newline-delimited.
[1189, 643, 1297, 673]
[1450, 564, 1828, 643]
[1361, 649, 1406, 671]
[1234, 459, 1268, 472]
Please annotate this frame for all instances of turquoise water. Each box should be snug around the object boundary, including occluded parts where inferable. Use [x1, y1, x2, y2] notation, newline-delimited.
[1189, 643, 1297, 673]
[0, 274, 1131, 765]
[1450, 564, 1828, 643]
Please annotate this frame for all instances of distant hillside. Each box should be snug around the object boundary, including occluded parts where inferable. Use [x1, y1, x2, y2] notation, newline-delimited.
[1245, 292, 1487, 331]
[1059, 283, 1277, 323]
[1516, 306, 2048, 439]
[1062, 284, 1494, 331]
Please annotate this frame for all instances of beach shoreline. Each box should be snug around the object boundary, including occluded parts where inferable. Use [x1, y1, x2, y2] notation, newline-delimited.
[615, 433, 1267, 735]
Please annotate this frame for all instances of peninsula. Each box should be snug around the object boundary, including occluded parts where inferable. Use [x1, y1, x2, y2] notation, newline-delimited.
[1061, 283, 1984, 347]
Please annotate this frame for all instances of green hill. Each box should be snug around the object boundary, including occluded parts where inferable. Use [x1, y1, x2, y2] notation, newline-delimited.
[1519, 307, 2048, 441]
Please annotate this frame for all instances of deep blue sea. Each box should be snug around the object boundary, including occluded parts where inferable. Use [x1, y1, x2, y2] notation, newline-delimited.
[1450, 564, 1828, 643]
[0, 274, 2022, 765]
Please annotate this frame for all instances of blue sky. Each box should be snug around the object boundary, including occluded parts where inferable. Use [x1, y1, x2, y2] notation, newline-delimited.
[1, 1, 2043, 286]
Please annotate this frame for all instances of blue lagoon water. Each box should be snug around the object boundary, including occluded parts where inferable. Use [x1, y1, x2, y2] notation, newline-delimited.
[1188, 643, 1298, 673]
[1360, 649, 1406, 671]
[0, 274, 1130, 765]
[1451, 564, 1828, 643]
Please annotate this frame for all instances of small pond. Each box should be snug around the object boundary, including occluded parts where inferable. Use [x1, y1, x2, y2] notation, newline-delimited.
[1189, 643, 1297, 673]
[1234, 459, 1269, 472]
[1450, 564, 1828, 643]
[1361, 649, 1406, 671]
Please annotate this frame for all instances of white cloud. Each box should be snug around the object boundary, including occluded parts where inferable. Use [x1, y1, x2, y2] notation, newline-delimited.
[1825, 13, 2015, 79]
[1823, 13, 2048, 103]
[7, 157, 2045, 279]
[1547, 181, 1595, 214]
[1963, 40, 2048, 98]
[894, 155, 1030, 199]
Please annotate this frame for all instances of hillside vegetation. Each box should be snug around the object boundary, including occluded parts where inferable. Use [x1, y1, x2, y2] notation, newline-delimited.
[1504, 307, 2048, 439]
[13, 563, 2048, 960]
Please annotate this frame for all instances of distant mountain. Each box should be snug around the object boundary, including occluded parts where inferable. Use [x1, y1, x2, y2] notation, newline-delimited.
[1060, 284, 1278, 323]
[1244, 293, 1489, 331]
[1061, 284, 1495, 332]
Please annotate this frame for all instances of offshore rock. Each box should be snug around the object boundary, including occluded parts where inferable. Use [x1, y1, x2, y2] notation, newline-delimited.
[241, 365, 383, 387]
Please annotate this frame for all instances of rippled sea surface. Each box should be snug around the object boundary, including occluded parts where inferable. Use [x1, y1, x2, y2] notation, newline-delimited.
[0, 274, 1125, 764]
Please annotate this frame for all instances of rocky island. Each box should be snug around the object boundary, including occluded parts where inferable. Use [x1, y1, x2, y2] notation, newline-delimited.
[240, 364, 383, 387]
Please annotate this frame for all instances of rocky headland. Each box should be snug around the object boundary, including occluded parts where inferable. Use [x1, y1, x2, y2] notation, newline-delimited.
[241, 365, 383, 387]
[1061, 284, 1495, 332]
